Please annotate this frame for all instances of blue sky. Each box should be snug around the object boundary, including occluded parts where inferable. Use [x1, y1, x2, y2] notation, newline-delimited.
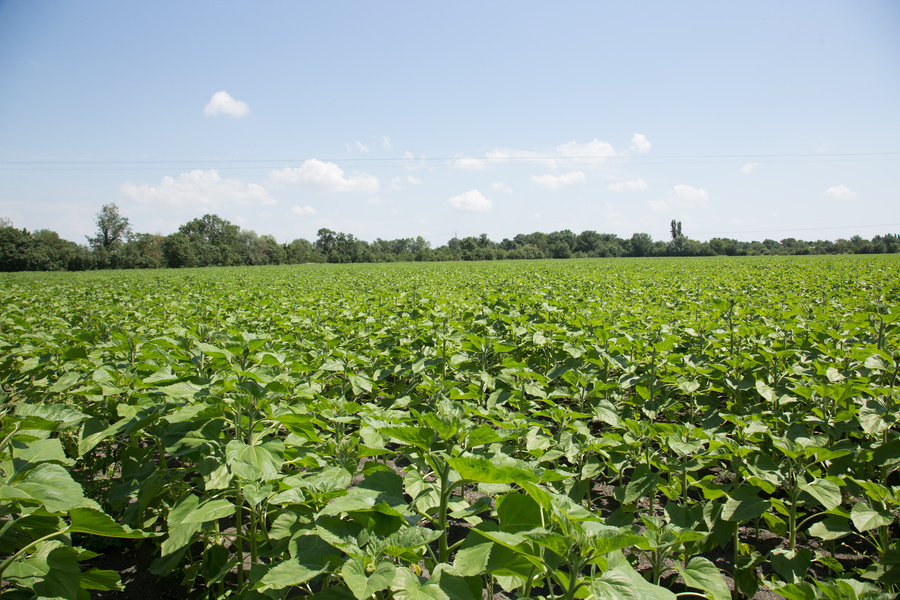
[1, 1, 898, 246]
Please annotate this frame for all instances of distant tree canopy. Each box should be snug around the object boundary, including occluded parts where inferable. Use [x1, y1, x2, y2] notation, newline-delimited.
[0, 206, 898, 272]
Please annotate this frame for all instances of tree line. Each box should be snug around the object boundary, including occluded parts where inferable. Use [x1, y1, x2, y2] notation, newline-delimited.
[1, 208, 898, 272]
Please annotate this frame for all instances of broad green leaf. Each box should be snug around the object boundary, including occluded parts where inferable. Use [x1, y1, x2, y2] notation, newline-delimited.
[722, 486, 771, 523]
[80, 568, 124, 591]
[770, 548, 813, 584]
[768, 581, 817, 600]
[623, 465, 662, 505]
[391, 568, 448, 600]
[496, 493, 541, 533]
[253, 558, 325, 591]
[69, 507, 155, 538]
[448, 535, 493, 577]
[677, 557, 730, 600]
[851, 501, 893, 532]
[800, 478, 842, 511]
[11, 463, 87, 513]
[10, 437, 73, 469]
[446, 456, 538, 485]
[382, 527, 442, 555]
[605, 550, 677, 600]
[589, 568, 640, 600]
[342, 557, 397, 600]
[381, 426, 435, 451]
[14, 403, 89, 431]
[808, 516, 851, 541]
[226, 439, 284, 482]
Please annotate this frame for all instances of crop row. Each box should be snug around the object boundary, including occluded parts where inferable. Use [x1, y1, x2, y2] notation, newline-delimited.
[1, 256, 898, 600]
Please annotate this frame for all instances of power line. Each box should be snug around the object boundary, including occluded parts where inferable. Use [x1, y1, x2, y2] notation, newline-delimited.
[1, 151, 898, 171]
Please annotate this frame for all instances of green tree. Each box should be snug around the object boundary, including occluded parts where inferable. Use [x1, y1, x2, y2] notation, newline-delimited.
[87, 203, 132, 250]
[630, 232, 653, 257]
[178, 214, 240, 266]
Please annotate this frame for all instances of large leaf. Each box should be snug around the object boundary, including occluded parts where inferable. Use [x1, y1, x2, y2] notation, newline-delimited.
[69, 507, 155, 538]
[604, 550, 677, 600]
[676, 557, 730, 600]
[496, 493, 542, 533]
[850, 501, 893, 533]
[589, 568, 641, 600]
[800, 478, 842, 511]
[8, 463, 87, 513]
[226, 439, 285, 482]
[722, 486, 771, 523]
[161, 494, 234, 556]
[391, 568, 449, 600]
[342, 557, 397, 600]
[770, 548, 813, 584]
[446, 456, 538, 485]
[253, 558, 325, 591]
[622, 465, 662, 505]
[808, 516, 851, 541]
[381, 427, 435, 451]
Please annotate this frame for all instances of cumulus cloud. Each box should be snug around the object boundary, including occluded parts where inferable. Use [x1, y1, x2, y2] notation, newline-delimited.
[608, 179, 648, 192]
[382, 136, 392, 150]
[629, 133, 652, 153]
[450, 155, 486, 170]
[491, 181, 513, 193]
[203, 91, 249, 118]
[531, 171, 586, 190]
[290, 205, 316, 217]
[121, 169, 275, 209]
[824, 184, 857, 201]
[448, 190, 492, 212]
[741, 162, 761, 174]
[555, 140, 616, 166]
[649, 184, 709, 212]
[270, 159, 379, 193]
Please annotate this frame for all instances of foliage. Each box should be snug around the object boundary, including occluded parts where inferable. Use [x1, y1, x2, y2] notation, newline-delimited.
[1, 255, 898, 599]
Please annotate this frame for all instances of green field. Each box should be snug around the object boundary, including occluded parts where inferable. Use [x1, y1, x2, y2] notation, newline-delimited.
[1, 256, 899, 600]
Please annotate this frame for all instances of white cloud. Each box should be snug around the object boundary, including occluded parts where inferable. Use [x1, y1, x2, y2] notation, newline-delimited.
[270, 159, 379, 193]
[629, 133, 652, 153]
[741, 162, 761, 174]
[366, 197, 383, 205]
[290, 205, 316, 217]
[405, 175, 421, 184]
[382, 136, 392, 150]
[121, 169, 275, 209]
[450, 155, 486, 170]
[491, 181, 513, 193]
[414, 218, 429, 225]
[554, 139, 616, 167]
[531, 171, 586, 189]
[346, 141, 369, 153]
[203, 91, 249, 118]
[824, 184, 857, 201]
[649, 184, 709, 212]
[608, 179, 648, 192]
[448, 189, 492, 212]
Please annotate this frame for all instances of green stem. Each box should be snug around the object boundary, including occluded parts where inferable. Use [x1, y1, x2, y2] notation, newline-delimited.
[235, 488, 245, 588]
